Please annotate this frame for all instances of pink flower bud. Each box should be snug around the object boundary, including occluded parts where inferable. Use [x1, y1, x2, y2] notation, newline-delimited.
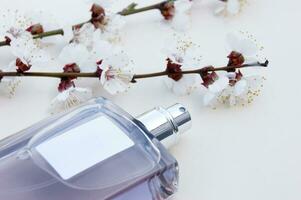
[58, 78, 75, 92]
[90, 4, 106, 28]
[26, 24, 44, 35]
[0, 70, 3, 82]
[16, 58, 31, 73]
[4, 36, 11, 45]
[166, 58, 183, 81]
[63, 63, 80, 74]
[227, 51, 245, 68]
[96, 60, 103, 80]
[201, 67, 218, 88]
[160, 1, 175, 20]
[58, 63, 81, 92]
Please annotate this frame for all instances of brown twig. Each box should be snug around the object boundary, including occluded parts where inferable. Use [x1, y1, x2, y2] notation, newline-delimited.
[131, 61, 268, 81]
[0, 61, 268, 82]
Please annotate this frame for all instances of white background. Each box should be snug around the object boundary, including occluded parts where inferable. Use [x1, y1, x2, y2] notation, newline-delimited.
[0, 0, 301, 199]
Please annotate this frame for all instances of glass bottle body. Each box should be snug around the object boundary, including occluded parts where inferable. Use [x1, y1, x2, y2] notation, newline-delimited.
[0, 98, 179, 200]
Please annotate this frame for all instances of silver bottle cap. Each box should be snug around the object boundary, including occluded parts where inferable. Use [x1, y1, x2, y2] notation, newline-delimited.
[137, 104, 191, 149]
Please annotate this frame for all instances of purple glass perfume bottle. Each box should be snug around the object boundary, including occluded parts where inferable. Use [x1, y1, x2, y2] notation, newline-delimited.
[0, 98, 191, 200]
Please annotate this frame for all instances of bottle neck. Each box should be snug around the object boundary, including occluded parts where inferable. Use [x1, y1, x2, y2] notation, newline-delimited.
[136, 104, 191, 149]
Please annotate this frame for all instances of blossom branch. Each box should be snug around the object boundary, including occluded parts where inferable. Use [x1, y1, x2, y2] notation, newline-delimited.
[118, 0, 173, 16]
[0, 0, 175, 46]
[0, 61, 268, 80]
[132, 61, 269, 82]
[0, 41, 8, 46]
[0, 29, 64, 47]
[32, 29, 64, 39]
[0, 71, 97, 78]
[0, 38, 11, 47]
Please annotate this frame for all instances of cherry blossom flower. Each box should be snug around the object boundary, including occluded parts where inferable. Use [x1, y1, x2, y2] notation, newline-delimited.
[1, 10, 59, 47]
[58, 43, 98, 93]
[50, 87, 92, 113]
[166, 37, 202, 67]
[9, 36, 49, 72]
[226, 32, 261, 64]
[4, 28, 32, 45]
[70, 24, 116, 57]
[59, 43, 96, 72]
[89, 4, 125, 43]
[215, 0, 246, 16]
[59, 35, 127, 94]
[0, 10, 32, 43]
[71, 4, 124, 44]
[203, 72, 265, 107]
[224, 73, 265, 106]
[2, 41, 46, 95]
[163, 36, 202, 96]
[98, 51, 134, 95]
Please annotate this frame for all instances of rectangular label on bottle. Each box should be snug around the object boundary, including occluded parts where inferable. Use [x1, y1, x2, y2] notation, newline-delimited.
[36, 116, 134, 180]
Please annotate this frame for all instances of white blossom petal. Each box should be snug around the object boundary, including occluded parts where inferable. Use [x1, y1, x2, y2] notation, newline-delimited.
[227, 0, 240, 15]
[71, 23, 96, 50]
[165, 75, 199, 96]
[7, 33, 49, 71]
[97, 12, 125, 43]
[91, 37, 115, 61]
[228, 92, 237, 106]
[0, 10, 31, 38]
[59, 43, 92, 71]
[170, 0, 193, 31]
[226, 32, 260, 60]
[164, 35, 202, 67]
[239, 38, 258, 57]
[171, 13, 190, 31]
[208, 76, 229, 93]
[99, 51, 134, 94]
[175, 0, 193, 12]
[59, 43, 89, 64]
[214, 0, 243, 16]
[50, 87, 92, 113]
[215, 5, 226, 15]
[226, 33, 241, 52]
[234, 79, 247, 96]
[203, 92, 217, 106]
[0, 61, 21, 97]
[25, 10, 59, 32]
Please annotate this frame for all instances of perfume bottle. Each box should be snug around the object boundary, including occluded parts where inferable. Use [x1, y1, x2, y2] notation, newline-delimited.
[0, 98, 191, 200]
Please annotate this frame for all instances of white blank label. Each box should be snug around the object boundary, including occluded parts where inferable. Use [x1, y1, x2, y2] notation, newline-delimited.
[36, 116, 134, 180]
